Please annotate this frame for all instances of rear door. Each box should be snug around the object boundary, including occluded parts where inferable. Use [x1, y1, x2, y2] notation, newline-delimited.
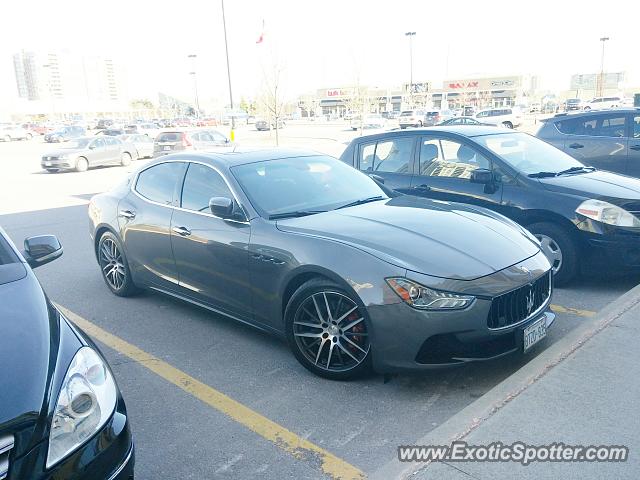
[564, 113, 628, 174]
[118, 161, 187, 289]
[410, 133, 505, 211]
[87, 138, 109, 166]
[103, 136, 122, 164]
[355, 135, 416, 194]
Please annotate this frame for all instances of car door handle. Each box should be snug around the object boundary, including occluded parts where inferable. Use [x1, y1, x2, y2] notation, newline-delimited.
[172, 226, 192, 236]
[118, 209, 136, 219]
[569, 143, 584, 149]
[414, 184, 431, 191]
[630, 145, 640, 151]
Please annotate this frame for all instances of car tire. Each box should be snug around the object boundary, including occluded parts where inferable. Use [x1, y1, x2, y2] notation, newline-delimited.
[527, 222, 578, 286]
[418, 121, 423, 127]
[97, 231, 141, 297]
[75, 157, 89, 172]
[285, 278, 372, 380]
[121, 152, 132, 166]
[503, 121, 513, 129]
[583, 106, 591, 111]
[26, 133, 33, 140]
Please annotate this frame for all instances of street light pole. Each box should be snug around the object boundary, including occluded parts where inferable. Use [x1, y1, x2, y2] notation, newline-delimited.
[598, 36, 610, 98]
[187, 54, 200, 118]
[221, 0, 235, 141]
[405, 32, 416, 106]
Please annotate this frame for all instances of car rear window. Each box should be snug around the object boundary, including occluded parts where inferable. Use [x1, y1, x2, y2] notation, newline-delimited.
[157, 132, 181, 142]
[426, 111, 439, 117]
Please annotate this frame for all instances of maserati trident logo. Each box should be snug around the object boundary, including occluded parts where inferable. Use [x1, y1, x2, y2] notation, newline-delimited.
[526, 287, 535, 316]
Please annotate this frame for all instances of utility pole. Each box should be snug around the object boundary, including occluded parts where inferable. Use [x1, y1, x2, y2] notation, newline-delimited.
[221, 0, 235, 141]
[598, 36, 609, 98]
[187, 54, 200, 118]
[405, 32, 416, 106]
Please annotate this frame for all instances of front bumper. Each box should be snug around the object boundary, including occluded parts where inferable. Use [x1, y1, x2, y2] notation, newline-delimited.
[576, 220, 640, 268]
[8, 395, 134, 480]
[41, 159, 73, 170]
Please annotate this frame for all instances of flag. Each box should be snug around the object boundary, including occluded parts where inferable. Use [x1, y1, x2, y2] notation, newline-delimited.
[256, 20, 265, 44]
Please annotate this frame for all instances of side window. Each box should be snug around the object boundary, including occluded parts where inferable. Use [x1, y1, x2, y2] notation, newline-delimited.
[181, 163, 233, 213]
[574, 117, 598, 136]
[92, 138, 105, 149]
[190, 132, 201, 141]
[359, 143, 376, 171]
[633, 116, 640, 138]
[575, 115, 626, 137]
[373, 138, 413, 173]
[210, 131, 227, 143]
[556, 118, 580, 134]
[420, 137, 490, 178]
[136, 162, 186, 205]
[104, 137, 118, 146]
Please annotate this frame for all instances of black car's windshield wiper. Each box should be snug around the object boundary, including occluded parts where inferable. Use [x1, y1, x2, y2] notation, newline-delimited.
[527, 171, 558, 178]
[268, 210, 327, 220]
[528, 166, 596, 178]
[556, 166, 596, 176]
[335, 196, 386, 210]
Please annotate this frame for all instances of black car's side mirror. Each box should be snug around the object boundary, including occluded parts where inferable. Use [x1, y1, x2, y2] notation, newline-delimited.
[209, 197, 236, 219]
[23, 235, 63, 269]
[470, 168, 494, 184]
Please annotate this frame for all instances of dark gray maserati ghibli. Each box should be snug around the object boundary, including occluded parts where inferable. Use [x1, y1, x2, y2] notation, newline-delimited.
[88, 149, 554, 379]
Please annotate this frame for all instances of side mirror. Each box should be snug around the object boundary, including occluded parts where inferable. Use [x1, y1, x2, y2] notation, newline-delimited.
[23, 235, 63, 268]
[470, 168, 494, 184]
[369, 173, 385, 184]
[209, 197, 235, 219]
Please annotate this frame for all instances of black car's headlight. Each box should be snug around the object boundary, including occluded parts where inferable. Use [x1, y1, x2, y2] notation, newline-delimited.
[386, 278, 475, 310]
[47, 347, 117, 468]
[576, 199, 640, 228]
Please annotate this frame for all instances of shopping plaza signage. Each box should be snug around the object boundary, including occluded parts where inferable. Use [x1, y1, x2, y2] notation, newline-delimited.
[325, 88, 354, 98]
[443, 76, 521, 92]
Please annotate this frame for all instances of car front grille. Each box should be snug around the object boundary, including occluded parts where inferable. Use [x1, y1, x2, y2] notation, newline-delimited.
[487, 271, 551, 329]
[0, 435, 14, 480]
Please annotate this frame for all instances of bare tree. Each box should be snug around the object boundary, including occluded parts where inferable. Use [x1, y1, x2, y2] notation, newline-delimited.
[256, 34, 286, 146]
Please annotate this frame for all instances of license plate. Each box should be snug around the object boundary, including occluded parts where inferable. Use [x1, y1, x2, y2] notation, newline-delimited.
[523, 316, 547, 352]
[163, 146, 171, 151]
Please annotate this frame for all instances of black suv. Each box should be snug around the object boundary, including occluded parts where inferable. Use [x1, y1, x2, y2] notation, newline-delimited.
[536, 109, 640, 178]
[340, 126, 640, 285]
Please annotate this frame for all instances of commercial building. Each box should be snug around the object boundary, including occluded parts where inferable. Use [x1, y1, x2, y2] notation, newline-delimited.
[305, 86, 404, 117]
[430, 75, 539, 109]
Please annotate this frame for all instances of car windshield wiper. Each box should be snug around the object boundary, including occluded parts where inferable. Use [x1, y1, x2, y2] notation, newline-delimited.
[527, 171, 558, 178]
[335, 196, 386, 210]
[268, 210, 327, 220]
[556, 166, 596, 176]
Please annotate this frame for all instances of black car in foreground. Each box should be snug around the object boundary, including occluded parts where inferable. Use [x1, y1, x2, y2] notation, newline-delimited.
[340, 126, 640, 285]
[89, 150, 554, 379]
[535, 108, 640, 178]
[0, 228, 134, 479]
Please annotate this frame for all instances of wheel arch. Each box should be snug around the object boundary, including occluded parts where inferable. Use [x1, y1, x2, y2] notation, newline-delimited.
[93, 224, 121, 260]
[518, 209, 584, 247]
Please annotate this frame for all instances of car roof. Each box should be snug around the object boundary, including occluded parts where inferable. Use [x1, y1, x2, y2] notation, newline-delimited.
[549, 108, 640, 120]
[155, 148, 326, 168]
[350, 125, 511, 141]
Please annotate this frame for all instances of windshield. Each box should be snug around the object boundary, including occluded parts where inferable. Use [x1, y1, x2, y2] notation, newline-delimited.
[231, 155, 387, 217]
[0, 234, 19, 266]
[60, 138, 91, 148]
[475, 132, 585, 175]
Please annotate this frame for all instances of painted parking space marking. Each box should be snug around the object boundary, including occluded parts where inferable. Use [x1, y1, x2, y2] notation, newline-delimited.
[550, 304, 596, 317]
[56, 304, 365, 480]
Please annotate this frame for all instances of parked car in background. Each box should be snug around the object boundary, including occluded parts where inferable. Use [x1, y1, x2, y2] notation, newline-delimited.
[438, 116, 493, 126]
[96, 128, 127, 137]
[564, 98, 582, 111]
[119, 134, 154, 159]
[95, 119, 114, 130]
[89, 150, 554, 379]
[153, 129, 231, 157]
[44, 125, 86, 143]
[41, 136, 136, 172]
[340, 126, 640, 285]
[0, 124, 32, 141]
[535, 109, 640, 178]
[22, 123, 50, 135]
[529, 103, 541, 113]
[475, 107, 522, 128]
[350, 114, 386, 130]
[0, 228, 135, 479]
[582, 96, 622, 111]
[399, 110, 426, 128]
[125, 123, 160, 138]
[256, 119, 286, 131]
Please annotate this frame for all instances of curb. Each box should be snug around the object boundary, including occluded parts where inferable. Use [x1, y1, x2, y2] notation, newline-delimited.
[371, 282, 640, 480]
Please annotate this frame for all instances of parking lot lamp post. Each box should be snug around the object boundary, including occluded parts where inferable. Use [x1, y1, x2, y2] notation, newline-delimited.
[405, 32, 416, 105]
[221, 0, 236, 141]
[187, 54, 200, 118]
[598, 36, 609, 98]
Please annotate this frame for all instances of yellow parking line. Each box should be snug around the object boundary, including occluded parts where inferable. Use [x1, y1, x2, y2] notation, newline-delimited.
[57, 305, 365, 480]
[550, 304, 596, 317]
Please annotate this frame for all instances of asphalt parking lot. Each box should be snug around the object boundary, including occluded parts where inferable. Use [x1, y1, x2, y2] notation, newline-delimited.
[1, 124, 638, 479]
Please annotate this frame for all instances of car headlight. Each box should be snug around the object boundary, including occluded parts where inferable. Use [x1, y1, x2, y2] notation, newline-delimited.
[576, 199, 640, 228]
[47, 346, 117, 468]
[386, 278, 475, 310]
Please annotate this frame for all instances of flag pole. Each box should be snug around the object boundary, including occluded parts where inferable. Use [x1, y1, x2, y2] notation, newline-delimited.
[221, 0, 235, 141]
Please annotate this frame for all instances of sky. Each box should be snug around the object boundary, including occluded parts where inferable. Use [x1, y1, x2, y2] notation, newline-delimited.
[1, 0, 639, 106]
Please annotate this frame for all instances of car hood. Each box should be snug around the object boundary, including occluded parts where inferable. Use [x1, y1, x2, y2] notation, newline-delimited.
[276, 196, 540, 280]
[538, 170, 640, 206]
[0, 271, 70, 456]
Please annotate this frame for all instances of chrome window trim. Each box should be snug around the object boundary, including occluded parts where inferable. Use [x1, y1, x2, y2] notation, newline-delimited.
[131, 158, 251, 225]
